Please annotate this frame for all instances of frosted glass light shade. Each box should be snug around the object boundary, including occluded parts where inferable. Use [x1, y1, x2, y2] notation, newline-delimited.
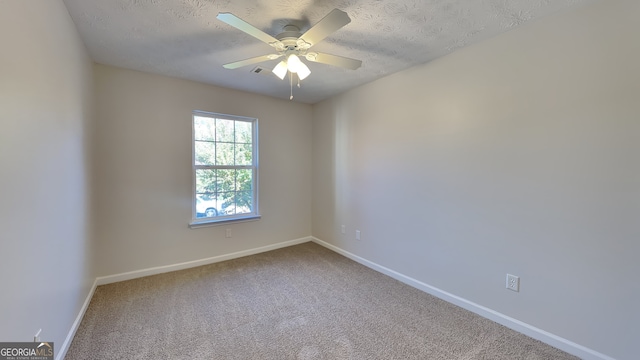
[272, 60, 287, 80]
[286, 54, 302, 72]
[297, 62, 310, 80]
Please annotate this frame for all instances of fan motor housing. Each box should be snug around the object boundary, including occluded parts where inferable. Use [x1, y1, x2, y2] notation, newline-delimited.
[277, 25, 301, 39]
[276, 25, 304, 50]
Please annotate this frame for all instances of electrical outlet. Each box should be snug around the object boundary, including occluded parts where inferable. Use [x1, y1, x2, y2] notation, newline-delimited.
[506, 274, 520, 292]
[225, 228, 232, 238]
[341, 225, 346, 234]
[355, 230, 361, 240]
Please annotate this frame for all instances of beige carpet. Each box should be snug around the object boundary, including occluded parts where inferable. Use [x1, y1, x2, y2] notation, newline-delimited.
[66, 242, 578, 359]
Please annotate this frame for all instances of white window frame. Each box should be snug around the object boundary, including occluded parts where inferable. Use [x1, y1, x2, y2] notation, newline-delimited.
[190, 110, 260, 228]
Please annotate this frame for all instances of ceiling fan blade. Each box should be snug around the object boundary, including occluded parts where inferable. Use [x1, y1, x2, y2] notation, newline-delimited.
[299, 9, 351, 47]
[307, 52, 362, 70]
[223, 54, 282, 69]
[217, 13, 280, 46]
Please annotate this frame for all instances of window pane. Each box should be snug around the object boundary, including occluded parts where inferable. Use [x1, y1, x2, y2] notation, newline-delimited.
[216, 119, 235, 142]
[217, 191, 232, 214]
[218, 169, 236, 192]
[195, 169, 217, 194]
[224, 203, 237, 215]
[194, 141, 215, 165]
[195, 195, 220, 218]
[235, 192, 253, 214]
[235, 121, 252, 144]
[236, 169, 252, 191]
[235, 143, 252, 165]
[216, 143, 235, 166]
[194, 116, 215, 141]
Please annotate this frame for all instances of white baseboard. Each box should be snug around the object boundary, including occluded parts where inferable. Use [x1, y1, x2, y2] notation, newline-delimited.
[96, 236, 312, 285]
[56, 278, 98, 360]
[311, 237, 615, 360]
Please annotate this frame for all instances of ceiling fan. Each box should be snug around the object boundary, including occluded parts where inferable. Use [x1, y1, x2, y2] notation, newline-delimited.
[216, 9, 362, 98]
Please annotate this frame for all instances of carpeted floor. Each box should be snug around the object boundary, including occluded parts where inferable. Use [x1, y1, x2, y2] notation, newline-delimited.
[66, 242, 578, 359]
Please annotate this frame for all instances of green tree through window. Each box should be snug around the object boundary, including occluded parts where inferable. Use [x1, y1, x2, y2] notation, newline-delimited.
[192, 111, 258, 224]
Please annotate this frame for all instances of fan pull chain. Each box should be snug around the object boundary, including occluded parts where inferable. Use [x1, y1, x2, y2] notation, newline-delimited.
[289, 71, 294, 100]
[297, 76, 301, 88]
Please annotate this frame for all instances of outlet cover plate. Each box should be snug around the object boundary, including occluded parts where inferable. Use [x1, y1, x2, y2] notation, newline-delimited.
[506, 274, 520, 292]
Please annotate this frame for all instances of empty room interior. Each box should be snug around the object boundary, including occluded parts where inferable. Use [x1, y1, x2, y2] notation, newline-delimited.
[1, 0, 638, 359]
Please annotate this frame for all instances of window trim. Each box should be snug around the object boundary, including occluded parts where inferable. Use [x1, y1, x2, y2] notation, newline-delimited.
[189, 110, 259, 228]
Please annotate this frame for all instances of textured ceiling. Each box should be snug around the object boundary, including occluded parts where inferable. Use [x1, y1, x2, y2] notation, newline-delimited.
[63, 0, 591, 104]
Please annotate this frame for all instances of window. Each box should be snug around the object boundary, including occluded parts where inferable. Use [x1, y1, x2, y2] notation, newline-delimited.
[191, 111, 259, 226]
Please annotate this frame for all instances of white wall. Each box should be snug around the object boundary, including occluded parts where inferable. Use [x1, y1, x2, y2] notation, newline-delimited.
[0, 0, 96, 353]
[93, 65, 312, 276]
[312, 1, 639, 359]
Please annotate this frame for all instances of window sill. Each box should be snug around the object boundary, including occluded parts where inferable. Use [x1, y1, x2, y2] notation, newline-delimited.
[189, 215, 261, 229]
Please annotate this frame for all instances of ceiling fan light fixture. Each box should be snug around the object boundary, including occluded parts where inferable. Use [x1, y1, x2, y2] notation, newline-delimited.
[272, 60, 288, 80]
[217, 9, 362, 99]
